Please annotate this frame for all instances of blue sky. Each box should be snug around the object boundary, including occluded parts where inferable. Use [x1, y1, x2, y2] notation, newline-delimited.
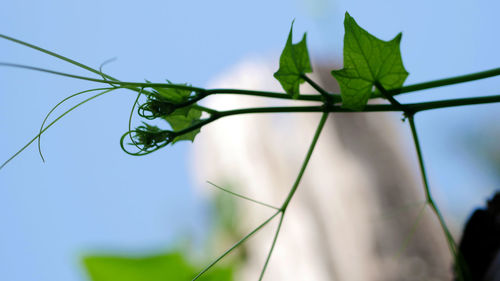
[1, 1, 500, 280]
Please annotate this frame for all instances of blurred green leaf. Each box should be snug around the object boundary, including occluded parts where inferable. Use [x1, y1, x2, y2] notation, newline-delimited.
[274, 21, 312, 99]
[84, 252, 233, 281]
[331, 12, 409, 110]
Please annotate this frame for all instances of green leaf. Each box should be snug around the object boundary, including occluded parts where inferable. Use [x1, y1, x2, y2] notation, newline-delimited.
[163, 106, 202, 143]
[331, 12, 409, 110]
[146, 80, 193, 103]
[273, 21, 312, 99]
[84, 253, 192, 281]
[84, 252, 233, 281]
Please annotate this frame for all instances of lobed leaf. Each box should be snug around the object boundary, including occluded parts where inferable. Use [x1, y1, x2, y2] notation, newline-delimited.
[274, 21, 312, 99]
[163, 106, 202, 143]
[331, 12, 409, 110]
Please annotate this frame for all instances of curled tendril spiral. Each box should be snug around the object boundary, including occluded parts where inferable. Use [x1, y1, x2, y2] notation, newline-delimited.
[137, 95, 177, 120]
[120, 123, 174, 156]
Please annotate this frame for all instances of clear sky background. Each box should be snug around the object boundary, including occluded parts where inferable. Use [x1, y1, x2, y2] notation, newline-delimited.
[1, 1, 500, 280]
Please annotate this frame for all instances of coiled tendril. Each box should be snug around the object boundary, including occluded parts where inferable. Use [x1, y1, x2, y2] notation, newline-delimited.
[120, 123, 174, 156]
[137, 94, 177, 120]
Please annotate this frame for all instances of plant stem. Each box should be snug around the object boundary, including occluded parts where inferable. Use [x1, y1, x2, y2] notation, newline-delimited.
[407, 114, 463, 280]
[259, 213, 285, 281]
[166, 93, 500, 145]
[408, 94, 500, 112]
[0, 62, 334, 103]
[0, 88, 116, 170]
[205, 88, 333, 102]
[7, 58, 500, 112]
[0, 62, 205, 92]
[218, 94, 500, 116]
[255, 112, 329, 280]
[301, 74, 336, 102]
[281, 112, 329, 210]
[374, 81, 407, 113]
[191, 210, 280, 281]
[408, 114, 455, 245]
[7, 58, 499, 114]
[0, 34, 117, 81]
[192, 105, 218, 115]
[375, 81, 462, 280]
[37, 87, 113, 162]
[392, 67, 500, 96]
[207, 181, 280, 210]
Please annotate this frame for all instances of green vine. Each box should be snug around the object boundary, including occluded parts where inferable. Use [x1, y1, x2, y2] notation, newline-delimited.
[1, 11, 497, 281]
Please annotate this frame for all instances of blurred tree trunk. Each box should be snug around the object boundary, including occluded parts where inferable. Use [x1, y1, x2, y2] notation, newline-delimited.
[191, 58, 452, 281]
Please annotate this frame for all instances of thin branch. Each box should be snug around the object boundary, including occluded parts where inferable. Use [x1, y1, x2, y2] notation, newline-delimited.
[0, 62, 336, 103]
[392, 67, 500, 96]
[155, 94, 500, 153]
[191, 210, 280, 280]
[407, 114, 463, 280]
[1, 88, 116, 170]
[191, 105, 218, 115]
[0, 34, 118, 81]
[408, 94, 500, 112]
[281, 112, 329, 210]
[207, 181, 280, 210]
[205, 88, 334, 103]
[37, 87, 113, 162]
[374, 81, 407, 112]
[301, 74, 334, 103]
[0, 62, 205, 92]
[259, 213, 285, 281]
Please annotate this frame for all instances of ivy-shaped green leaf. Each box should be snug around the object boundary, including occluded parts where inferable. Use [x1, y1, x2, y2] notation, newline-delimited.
[331, 12, 409, 110]
[274, 21, 312, 99]
[163, 106, 202, 143]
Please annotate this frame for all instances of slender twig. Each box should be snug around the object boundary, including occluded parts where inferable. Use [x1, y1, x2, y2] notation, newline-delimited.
[0, 62, 334, 103]
[128, 90, 143, 150]
[191, 210, 280, 281]
[0, 63, 205, 92]
[281, 112, 329, 210]
[259, 213, 285, 281]
[408, 94, 500, 112]
[0, 34, 118, 81]
[207, 181, 280, 210]
[374, 81, 406, 111]
[1, 88, 116, 170]
[192, 105, 218, 115]
[375, 80, 462, 279]
[407, 114, 463, 280]
[257, 111, 329, 280]
[37, 87, 113, 162]
[301, 74, 334, 103]
[390, 67, 500, 96]
[205, 88, 332, 102]
[99, 57, 119, 87]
